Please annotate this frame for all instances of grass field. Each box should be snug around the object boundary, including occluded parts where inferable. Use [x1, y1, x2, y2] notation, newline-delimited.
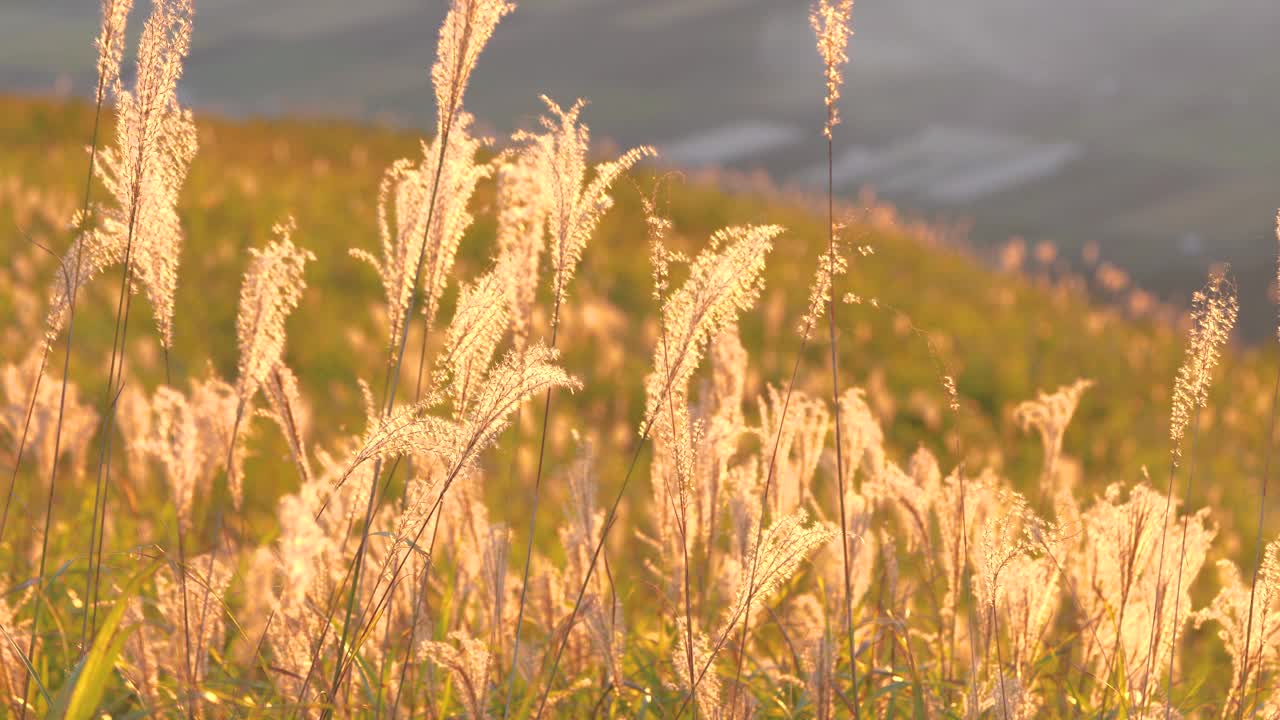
[2, 1, 1280, 715]
[3, 92, 1274, 536]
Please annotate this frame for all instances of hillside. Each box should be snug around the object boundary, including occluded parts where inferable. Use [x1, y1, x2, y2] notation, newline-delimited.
[2, 91, 1279, 714]
[2, 93, 1275, 550]
[8, 0, 1280, 341]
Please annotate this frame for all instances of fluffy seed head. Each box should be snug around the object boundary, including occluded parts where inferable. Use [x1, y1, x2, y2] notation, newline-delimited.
[1169, 271, 1237, 461]
[352, 115, 491, 350]
[524, 96, 654, 321]
[47, 0, 197, 350]
[495, 146, 551, 349]
[432, 0, 514, 134]
[94, 0, 134, 97]
[810, 0, 854, 138]
[644, 225, 780, 431]
[235, 217, 314, 405]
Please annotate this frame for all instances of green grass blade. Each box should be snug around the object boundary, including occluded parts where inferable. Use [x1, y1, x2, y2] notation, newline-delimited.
[48, 560, 160, 720]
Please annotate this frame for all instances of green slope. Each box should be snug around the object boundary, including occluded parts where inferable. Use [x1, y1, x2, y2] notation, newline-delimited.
[0, 91, 1275, 566]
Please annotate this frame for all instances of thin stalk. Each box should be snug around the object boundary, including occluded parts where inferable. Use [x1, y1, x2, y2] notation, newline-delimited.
[0, 348, 49, 547]
[324, 98, 460, 715]
[83, 85, 159, 645]
[365, 329, 659, 720]
[174, 511, 195, 714]
[186, 399, 246, 713]
[389, 553, 432, 718]
[501, 296, 563, 720]
[991, 601, 1010, 720]
[385, 318, 445, 719]
[294, 514, 365, 710]
[14, 66, 111, 716]
[1236, 364, 1280, 718]
[374, 290, 441, 717]
[956, 463, 982, 715]
[529, 419, 655, 720]
[725, 333, 811, 715]
[85, 278, 136, 639]
[316, 11, 497, 705]
[1, 55, 111, 547]
[1139, 453, 1181, 709]
[19, 371, 108, 719]
[1164, 408, 1204, 716]
[658, 306, 700, 720]
[1100, 509, 1144, 717]
[320, 361, 569, 707]
[690, 301, 968, 720]
[824, 118, 859, 718]
[158, 345, 196, 720]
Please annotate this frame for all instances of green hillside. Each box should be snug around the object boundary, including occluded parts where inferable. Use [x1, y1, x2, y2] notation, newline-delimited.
[2, 92, 1278, 714]
[2, 92, 1275, 550]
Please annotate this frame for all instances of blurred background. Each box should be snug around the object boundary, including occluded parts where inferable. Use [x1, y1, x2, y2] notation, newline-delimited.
[4, 0, 1279, 337]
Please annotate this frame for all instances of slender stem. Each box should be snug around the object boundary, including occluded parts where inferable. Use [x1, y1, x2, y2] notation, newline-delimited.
[323, 350, 570, 701]
[824, 123, 859, 718]
[680, 326, 822, 719]
[15, 68, 111, 716]
[532, 418, 656, 720]
[1138, 455, 1182, 710]
[323, 101, 459, 715]
[86, 279, 137, 639]
[184, 399, 246, 714]
[502, 298, 563, 719]
[991, 599, 1010, 720]
[726, 334, 810, 714]
[0, 348, 49, 547]
[1236, 364, 1280, 718]
[175, 510, 195, 714]
[389, 555, 432, 718]
[83, 77, 161, 646]
[956, 463, 981, 713]
[1165, 409, 1204, 716]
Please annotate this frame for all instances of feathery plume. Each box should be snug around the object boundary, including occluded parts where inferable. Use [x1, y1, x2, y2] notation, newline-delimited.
[754, 386, 828, 517]
[527, 96, 654, 321]
[94, 0, 134, 98]
[431, 0, 514, 133]
[352, 115, 491, 349]
[343, 345, 577, 490]
[1072, 483, 1214, 701]
[260, 365, 313, 483]
[1169, 272, 1237, 462]
[0, 354, 97, 481]
[799, 219, 849, 334]
[47, 0, 197, 348]
[235, 218, 314, 405]
[1195, 540, 1280, 716]
[422, 630, 495, 720]
[644, 225, 780, 429]
[452, 345, 580, 468]
[494, 147, 550, 349]
[125, 375, 241, 527]
[810, 0, 854, 138]
[1014, 379, 1092, 492]
[721, 510, 838, 635]
[436, 258, 512, 408]
[836, 387, 886, 488]
[558, 442, 625, 683]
